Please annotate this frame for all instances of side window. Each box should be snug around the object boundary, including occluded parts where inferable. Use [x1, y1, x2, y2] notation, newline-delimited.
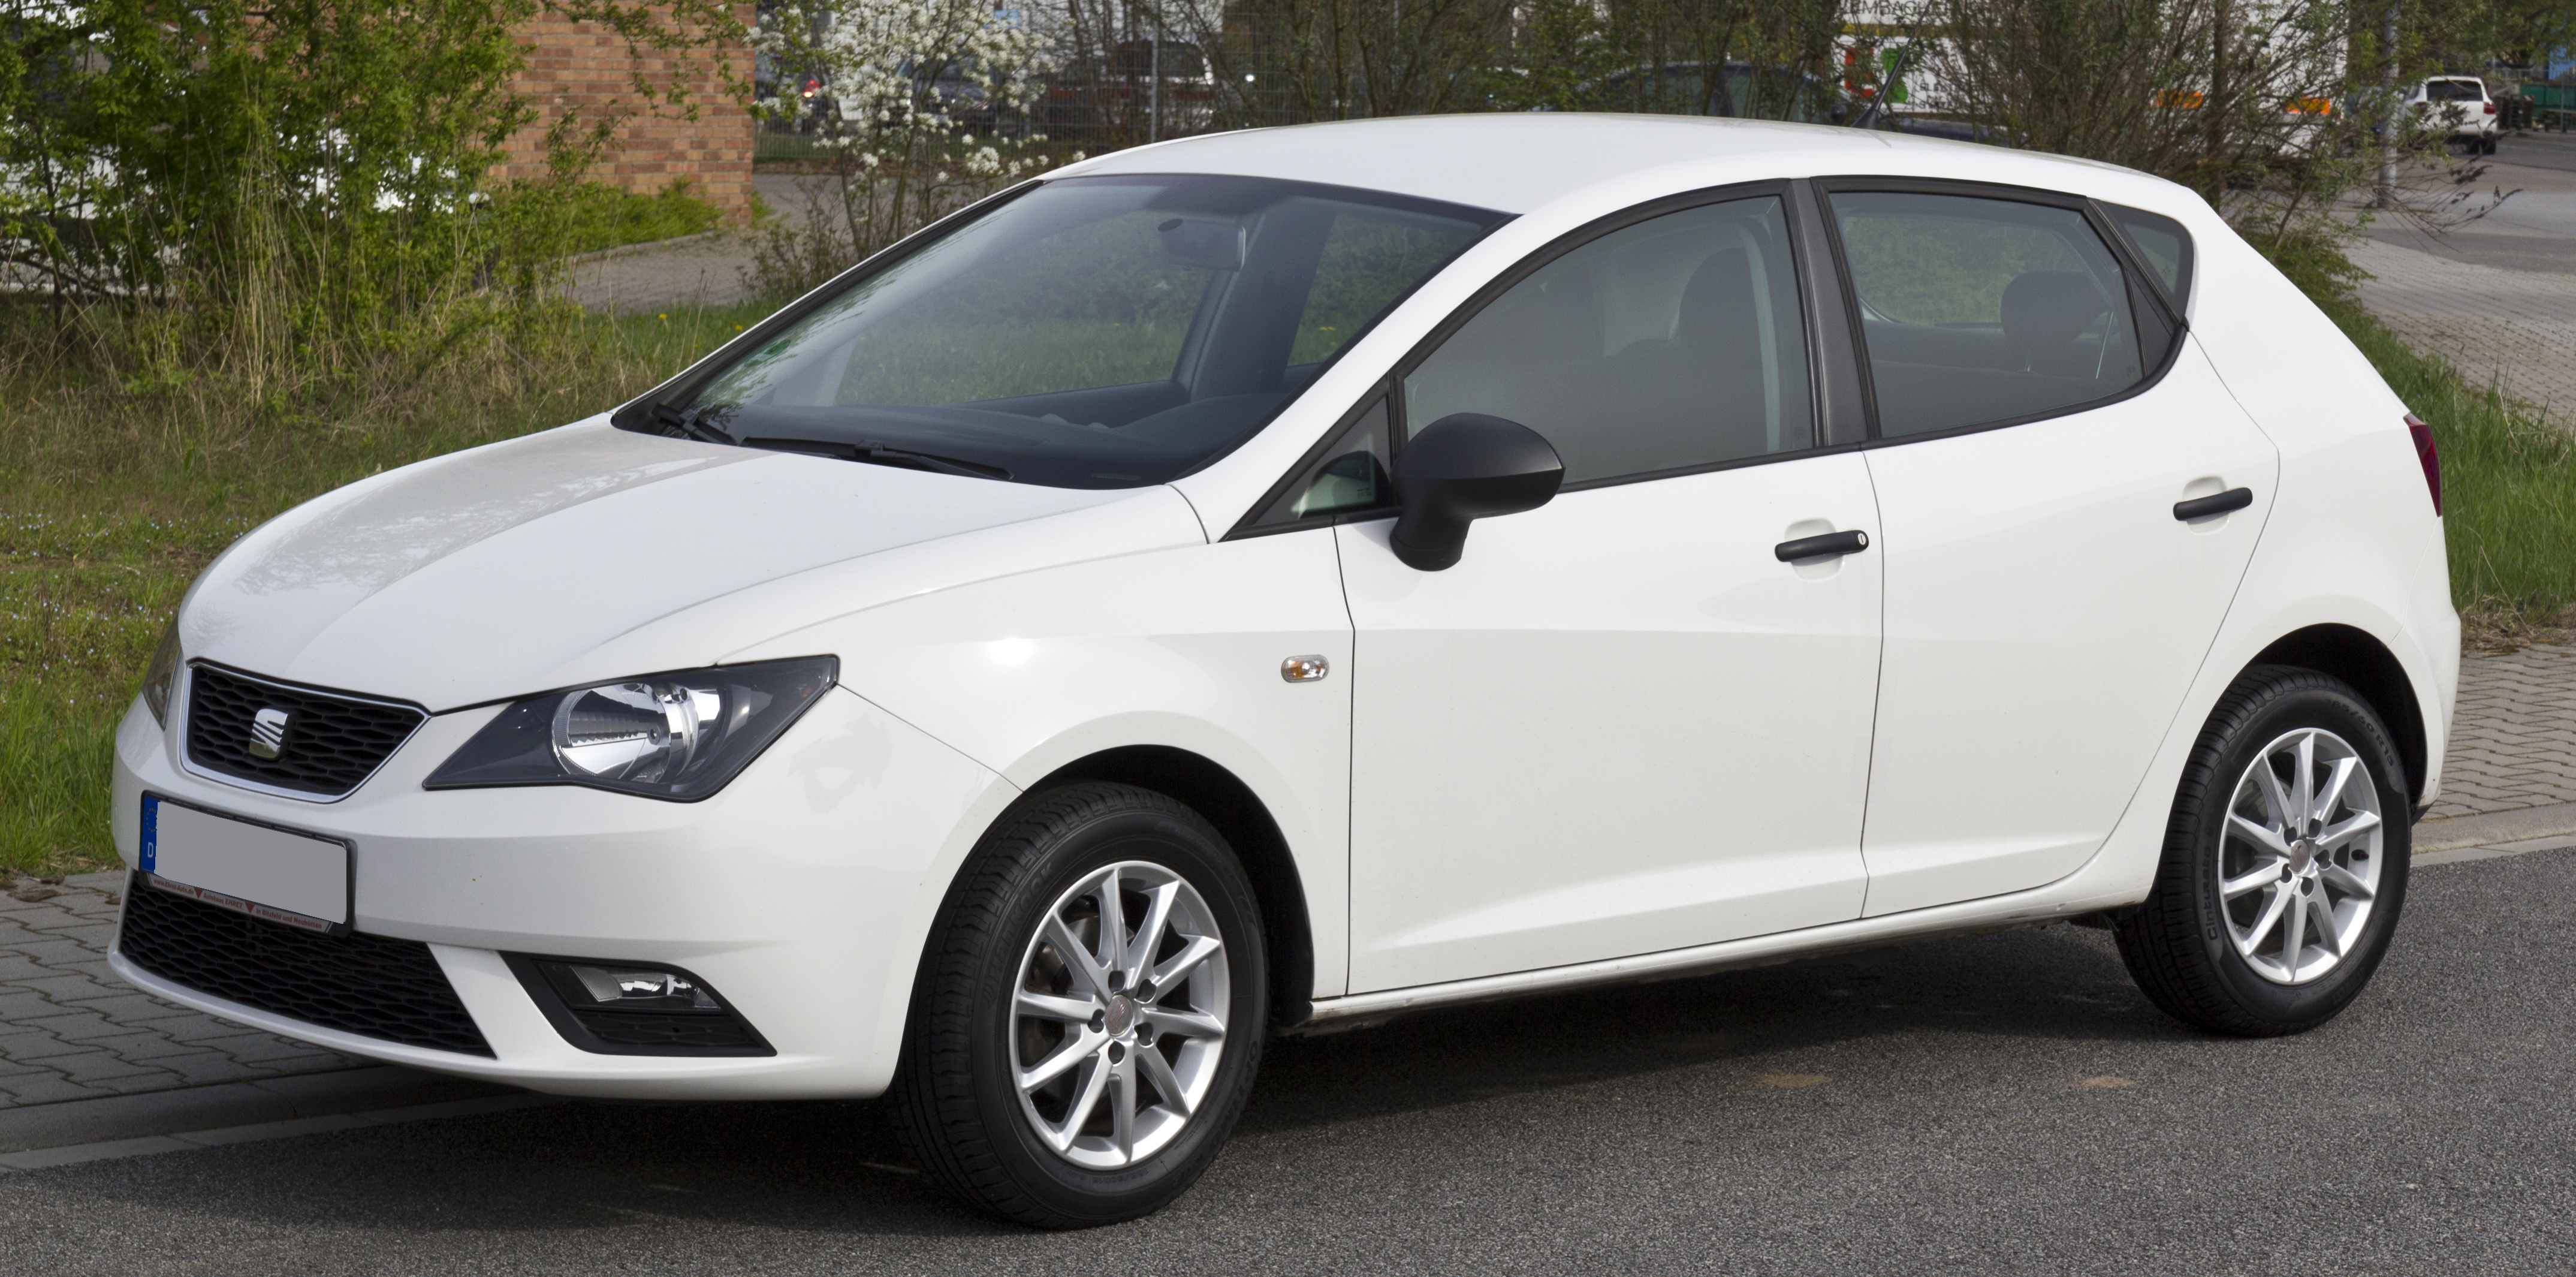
[1829, 191, 2144, 439]
[2107, 204, 2194, 311]
[1247, 397, 1395, 529]
[1402, 195, 1813, 486]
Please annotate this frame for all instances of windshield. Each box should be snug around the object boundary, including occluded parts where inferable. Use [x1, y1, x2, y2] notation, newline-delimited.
[670, 174, 1506, 488]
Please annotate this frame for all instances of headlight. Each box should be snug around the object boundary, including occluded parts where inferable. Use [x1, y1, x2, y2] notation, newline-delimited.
[141, 619, 182, 728]
[422, 657, 837, 801]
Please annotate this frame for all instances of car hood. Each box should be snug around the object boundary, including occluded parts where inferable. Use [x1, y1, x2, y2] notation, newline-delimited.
[178, 420, 1203, 710]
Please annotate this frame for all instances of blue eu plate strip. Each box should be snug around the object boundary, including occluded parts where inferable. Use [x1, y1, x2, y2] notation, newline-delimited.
[140, 795, 159, 873]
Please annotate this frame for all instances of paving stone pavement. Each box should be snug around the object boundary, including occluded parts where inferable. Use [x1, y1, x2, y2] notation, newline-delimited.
[2429, 641, 2576, 821]
[0, 646, 2566, 1113]
[0, 873, 361, 1110]
[2351, 234, 2576, 425]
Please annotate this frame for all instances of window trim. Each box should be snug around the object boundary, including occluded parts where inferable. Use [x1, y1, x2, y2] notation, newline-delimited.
[1223, 178, 1838, 540]
[1807, 176, 2188, 450]
[1225, 383, 1399, 540]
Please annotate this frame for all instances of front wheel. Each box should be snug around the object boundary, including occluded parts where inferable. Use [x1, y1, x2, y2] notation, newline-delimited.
[2115, 666, 2411, 1036]
[891, 783, 1266, 1228]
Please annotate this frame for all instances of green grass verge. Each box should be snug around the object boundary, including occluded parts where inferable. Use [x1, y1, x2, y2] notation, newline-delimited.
[4, 296, 2572, 877]
[557, 181, 727, 257]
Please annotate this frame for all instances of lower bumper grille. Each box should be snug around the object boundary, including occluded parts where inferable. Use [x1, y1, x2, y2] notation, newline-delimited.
[117, 878, 493, 1057]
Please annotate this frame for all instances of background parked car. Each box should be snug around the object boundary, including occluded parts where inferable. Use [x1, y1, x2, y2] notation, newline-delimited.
[2409, 76, 2502, 153]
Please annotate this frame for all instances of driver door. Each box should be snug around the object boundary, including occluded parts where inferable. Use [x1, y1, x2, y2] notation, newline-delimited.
[1314, 191, 1886, 993]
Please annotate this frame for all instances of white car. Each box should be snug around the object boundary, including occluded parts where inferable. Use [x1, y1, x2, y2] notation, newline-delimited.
[110, 115, 2457, 1227]
[2409, 76, 2502, 153]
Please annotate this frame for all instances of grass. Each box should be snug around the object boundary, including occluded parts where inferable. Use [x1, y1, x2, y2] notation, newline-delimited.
[3, 287, 2573, 878]
[0, 301, 773, 875]
[558, 182, 728, 257]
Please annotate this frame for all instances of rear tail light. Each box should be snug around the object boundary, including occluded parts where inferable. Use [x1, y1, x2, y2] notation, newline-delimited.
[2406, 414, 2442, 516]
[2484, 101, 2497, 115]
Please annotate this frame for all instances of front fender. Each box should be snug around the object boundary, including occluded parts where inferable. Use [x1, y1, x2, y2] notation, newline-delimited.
[735, 526, 1356, 1000]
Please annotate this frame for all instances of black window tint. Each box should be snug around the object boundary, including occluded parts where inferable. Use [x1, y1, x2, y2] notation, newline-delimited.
[1830, 191, 2144, 439]
[1248, 396, 1394, 528]
[2108, 204, 2194, 307]
[1402, 195, 1812, 486]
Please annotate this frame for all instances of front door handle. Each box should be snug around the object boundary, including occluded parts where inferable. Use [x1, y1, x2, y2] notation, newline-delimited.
[2173, 487, 2254, 521]
[1775, 529, 1870, 562]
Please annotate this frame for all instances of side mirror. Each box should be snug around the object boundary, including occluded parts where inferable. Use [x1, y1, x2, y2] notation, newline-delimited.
[1390, 414, 1564, 571]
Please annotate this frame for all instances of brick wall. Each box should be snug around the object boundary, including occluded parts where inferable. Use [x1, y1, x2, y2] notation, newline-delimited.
[497, 7, 757, 218]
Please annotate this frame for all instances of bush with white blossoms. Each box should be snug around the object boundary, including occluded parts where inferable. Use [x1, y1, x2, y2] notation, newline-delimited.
[745, 0, 1076, 299]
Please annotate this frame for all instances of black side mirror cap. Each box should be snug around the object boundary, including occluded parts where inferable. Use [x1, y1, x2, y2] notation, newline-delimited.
[1389, 414, 1564, 571]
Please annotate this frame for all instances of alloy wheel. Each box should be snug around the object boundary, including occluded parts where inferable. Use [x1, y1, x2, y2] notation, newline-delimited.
[1011, 860, 1230, 1170]
[2218, 727, 2385, 984]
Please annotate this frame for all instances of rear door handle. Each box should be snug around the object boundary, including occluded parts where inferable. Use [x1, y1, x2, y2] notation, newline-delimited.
[1775, 529, 1871, 562]
[2173, 487, 2254, 521]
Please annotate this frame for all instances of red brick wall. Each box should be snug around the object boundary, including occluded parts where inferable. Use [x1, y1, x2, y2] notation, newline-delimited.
[497, 7, 756, 218]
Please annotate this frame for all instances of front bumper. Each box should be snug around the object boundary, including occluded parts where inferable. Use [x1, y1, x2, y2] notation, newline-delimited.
[110, 684, 1012, 1100]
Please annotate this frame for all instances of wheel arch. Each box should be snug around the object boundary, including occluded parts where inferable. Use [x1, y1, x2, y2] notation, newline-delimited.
[1028, 746, 1317, 1029]
[2244, 624, 2427, 808]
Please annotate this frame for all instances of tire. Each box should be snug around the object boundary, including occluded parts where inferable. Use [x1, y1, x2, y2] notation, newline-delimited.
[890, 782, 1267, 1228]
[2115, 666, 2411, 1037]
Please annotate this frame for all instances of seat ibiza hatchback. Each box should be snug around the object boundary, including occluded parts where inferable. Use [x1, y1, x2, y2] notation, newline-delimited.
[112, 115, 2456, 1227]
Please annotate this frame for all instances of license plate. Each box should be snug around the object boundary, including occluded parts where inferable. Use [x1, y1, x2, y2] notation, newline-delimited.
[140, 794, 352, 935]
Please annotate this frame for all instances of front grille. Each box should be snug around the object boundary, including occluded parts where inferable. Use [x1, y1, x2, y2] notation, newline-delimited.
[569, 1010, 767, 1051]
[118, 881, 493, 1056]
[186, 665, 426, 797]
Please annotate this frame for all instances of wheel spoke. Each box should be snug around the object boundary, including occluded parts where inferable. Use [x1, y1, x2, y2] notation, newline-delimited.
[1148, 934, 1223, 991]
[1142, 1005, 1225, 1042]
[2282, 882, 2308, 965]
[1094, 869, 1127, 972]
[2293, 733, 2318, 835]
[2319, 861, 2376, 900]
[2222, 860, 2285, 900]
[2317, 809, 2382, 850]
[2235, 884, 2292, 960]
[1110, 1057, 1138, 1162]
[1051, 1053, 1112, 1150]
[2229, 813, 2291, 856]
[1123, 881, 1179, 981]
[2304, 892, 2343, 956]
[1044, 915, 1111, 997]
[1017, 990, 1096, 1023]
[1136, 1042, 1192, 1119]
[2255, 755, 2297, 830]
[1020, 1029, 1102, 1094]
[2312, 756, 2359, 827]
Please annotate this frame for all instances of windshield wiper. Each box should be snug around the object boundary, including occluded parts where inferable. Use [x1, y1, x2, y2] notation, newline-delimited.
[744, 436, 1012, 481]
[651, 402, 735, 445]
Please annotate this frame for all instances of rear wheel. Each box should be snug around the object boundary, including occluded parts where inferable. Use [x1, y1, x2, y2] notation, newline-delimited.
[891, 783, 1266, 1228]
[2115, 667, 2411, 1036]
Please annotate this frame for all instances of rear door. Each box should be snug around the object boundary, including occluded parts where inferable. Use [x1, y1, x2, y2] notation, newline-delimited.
[1820, 182, 2277, 917]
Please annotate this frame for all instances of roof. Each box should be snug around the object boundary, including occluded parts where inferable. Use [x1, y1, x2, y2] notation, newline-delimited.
[1058, 113, 2147, 215]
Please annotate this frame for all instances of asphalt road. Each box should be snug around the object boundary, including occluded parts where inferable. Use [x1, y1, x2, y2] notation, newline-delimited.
[6, 846, 2572, 1275]
[2367, 130, 2576, 275]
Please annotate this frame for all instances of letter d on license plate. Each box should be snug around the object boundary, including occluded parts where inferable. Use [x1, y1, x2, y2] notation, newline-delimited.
[140, 795, 352, 934]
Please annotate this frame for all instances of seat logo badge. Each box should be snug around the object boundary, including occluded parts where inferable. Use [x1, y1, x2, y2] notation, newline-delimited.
[248, 707, 292, 760]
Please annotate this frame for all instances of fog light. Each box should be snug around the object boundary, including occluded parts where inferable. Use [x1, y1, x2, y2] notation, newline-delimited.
[562, 963, 724, 1012]
[505, 954, 773, 1058]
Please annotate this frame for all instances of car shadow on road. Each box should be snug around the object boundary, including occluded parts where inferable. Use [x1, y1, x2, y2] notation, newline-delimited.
[26, 921, 2204, 1243]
